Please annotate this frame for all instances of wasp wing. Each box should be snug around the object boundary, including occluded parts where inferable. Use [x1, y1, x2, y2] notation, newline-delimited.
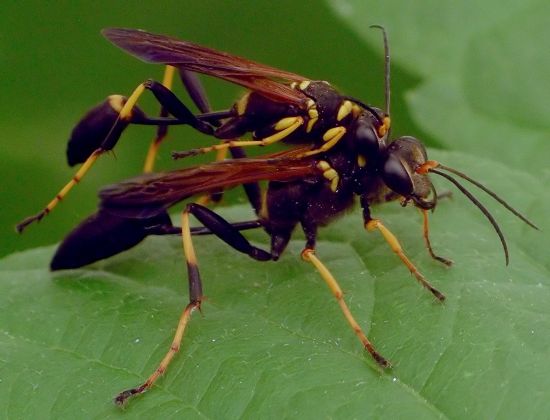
[99, 158, 318, 219]
[102, 28, 309, 106]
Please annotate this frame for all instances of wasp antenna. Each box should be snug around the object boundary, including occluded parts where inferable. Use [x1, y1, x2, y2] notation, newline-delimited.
[437, 165, 538, 230]
[430, 168, 510, 265]
[370, 24, 391, 119]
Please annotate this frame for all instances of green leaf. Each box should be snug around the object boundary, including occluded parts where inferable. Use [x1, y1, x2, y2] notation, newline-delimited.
[1, 150, 547, 418]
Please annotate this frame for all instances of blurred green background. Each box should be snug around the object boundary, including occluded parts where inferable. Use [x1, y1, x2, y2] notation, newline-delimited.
[2, 1, 424, 257]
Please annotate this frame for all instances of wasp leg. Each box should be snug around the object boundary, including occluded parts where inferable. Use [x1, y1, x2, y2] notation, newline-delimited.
[143, 66, 177, 173]
[298, 220, 389, 367]
[144, 220, 263, 237]
[364, 216, 445, 302]
[144, 67, 216, 172]
[114, 204, 271, 405]
[421, 209, 453, 266]
[179, 69, 211, 114]
[193, 149, 229, 206]
[190, 141, 265, 213]
[146, 68, 263, 211]
[361, 194, 444, 301]
[172, 116, 305, 159]
[173, 68, 257, 207]
[140, 80, 213, 134]
[182, 204, 272, 261]
[189, 220, 263, 236]
[193, 144, 261, 208]
[114, 273, 202, 405]
[301, 248, 390, 368]
[168, 68, 264, 211]
[181, 70, 230, 207]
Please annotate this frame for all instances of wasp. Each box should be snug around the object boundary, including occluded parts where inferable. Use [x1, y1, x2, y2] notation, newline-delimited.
[17, 27, 537, 405]
[16, 27, 389, 233]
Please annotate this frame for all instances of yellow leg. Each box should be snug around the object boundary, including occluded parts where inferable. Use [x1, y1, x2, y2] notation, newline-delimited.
[16, 149, 102, 232]
[421, 209, 453, 266]
[143, 65, 176, 173]
[365, 219, 445, 301]
[214, 145, 228, 161]
[114, 301, 198, 405]
[118, 83, 147, 120]
[114, 210, 202, 405]
[173, 116, 304, 159]
[301, 249, 390, 368]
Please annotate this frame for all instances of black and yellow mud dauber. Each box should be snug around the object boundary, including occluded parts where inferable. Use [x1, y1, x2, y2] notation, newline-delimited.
[17, 27, 537, 405]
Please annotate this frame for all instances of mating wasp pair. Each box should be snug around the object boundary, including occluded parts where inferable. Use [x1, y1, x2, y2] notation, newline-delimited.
[17, 27, 537, 405]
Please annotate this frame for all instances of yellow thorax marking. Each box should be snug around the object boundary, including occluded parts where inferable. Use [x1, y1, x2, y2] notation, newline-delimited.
[323, 126, 346, 142]
[336, 100, 353, 121]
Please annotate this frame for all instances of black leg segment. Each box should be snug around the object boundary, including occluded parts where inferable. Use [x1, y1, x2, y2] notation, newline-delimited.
[186, 203, 272, 261]
[179, 69, 211, 114]
[143, 80, 213, 134]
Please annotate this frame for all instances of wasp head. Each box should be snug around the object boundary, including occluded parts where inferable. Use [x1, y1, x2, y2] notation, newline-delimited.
[380, 136, 436, 209]
[379, 136, 538, 265]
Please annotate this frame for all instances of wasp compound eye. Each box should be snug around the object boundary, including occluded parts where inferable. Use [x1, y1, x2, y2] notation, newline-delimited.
[381, 154, 414, 197]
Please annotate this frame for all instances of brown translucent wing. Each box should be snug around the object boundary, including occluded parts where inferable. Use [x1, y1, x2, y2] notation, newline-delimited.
[102, 28, 309, 106]
[99, 157, 318, 219]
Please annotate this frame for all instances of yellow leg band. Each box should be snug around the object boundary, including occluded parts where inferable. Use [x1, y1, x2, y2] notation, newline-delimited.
[181, 211, 198, 266]
[173, 117, 304, 159]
